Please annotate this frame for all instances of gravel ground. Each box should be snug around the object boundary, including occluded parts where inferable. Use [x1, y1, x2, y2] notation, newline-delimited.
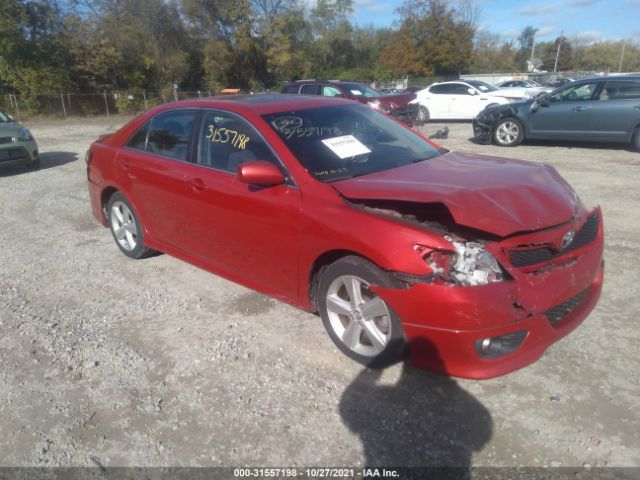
[0, 116, 638, 469]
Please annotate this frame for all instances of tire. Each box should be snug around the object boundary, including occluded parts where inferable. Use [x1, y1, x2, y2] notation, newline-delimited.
[417, 106, 430, 123]
[493, 117, 524, 147]
[106, 191, 155, 259]
[317, 256, 407, 368]
[633, 129, 640, 152]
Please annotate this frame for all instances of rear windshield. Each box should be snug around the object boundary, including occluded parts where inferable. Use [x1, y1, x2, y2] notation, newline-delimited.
[262, 104, 441, 182]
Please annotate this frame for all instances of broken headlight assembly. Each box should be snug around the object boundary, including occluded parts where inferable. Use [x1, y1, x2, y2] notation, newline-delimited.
[414, 240, 505, 286]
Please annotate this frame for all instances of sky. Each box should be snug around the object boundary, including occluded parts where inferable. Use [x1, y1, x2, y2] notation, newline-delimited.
[350, 0, 640, 44]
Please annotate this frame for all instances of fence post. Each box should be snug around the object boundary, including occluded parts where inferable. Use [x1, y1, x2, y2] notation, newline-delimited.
[12, 94, 22, 123]
[142, 90, 148, 110]
[60, 93, 67, 119]
[104, 91, 110, 117]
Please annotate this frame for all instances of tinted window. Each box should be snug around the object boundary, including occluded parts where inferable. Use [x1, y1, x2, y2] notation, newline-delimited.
[599, 80, 640, 100]
[262, 104, 441, 182]
[300, 84, 322, 95]
[127, 122, 149, 150]
[550, 82, 599, 103]
[282, 85, 299, 94]
[198, 110, 280, 174]
[465, 80, 499, 92]
[429, 84, 457, 94]
[452, 84, 472, 95]
[147, 110, 197, 161]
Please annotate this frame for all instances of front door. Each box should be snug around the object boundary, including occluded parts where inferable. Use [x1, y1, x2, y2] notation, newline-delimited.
[528, 81, 600, 139]
[184, 109, 302, 299]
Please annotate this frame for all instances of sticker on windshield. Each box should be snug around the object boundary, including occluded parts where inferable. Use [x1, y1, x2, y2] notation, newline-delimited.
[321, 135, 371, 159]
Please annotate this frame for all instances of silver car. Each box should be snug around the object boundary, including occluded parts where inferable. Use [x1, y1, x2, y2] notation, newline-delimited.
[0, 111, 39, 170]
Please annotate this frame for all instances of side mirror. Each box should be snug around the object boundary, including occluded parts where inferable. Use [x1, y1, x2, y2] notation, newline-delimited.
[237, 161, 285, 186]
[467, 88, 477, 95]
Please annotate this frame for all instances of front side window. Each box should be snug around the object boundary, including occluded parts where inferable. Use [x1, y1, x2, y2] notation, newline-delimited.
[262, 104, 441, 182]
[198, 110, 280, 174]
[430, 84, 457, 94]
[550, 82, 599, 103]
[322, 85, 343, 97]
[341, 84, 379, 98]
[465, 80, 499, 92]
[127, 122, 149, 150]
[146, 110, 197, 161]
[452, 84, 473, 95]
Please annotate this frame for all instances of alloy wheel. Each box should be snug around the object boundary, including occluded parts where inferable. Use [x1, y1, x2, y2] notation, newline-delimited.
[110, 201, 138, 251]
[496, 121, 520, 145]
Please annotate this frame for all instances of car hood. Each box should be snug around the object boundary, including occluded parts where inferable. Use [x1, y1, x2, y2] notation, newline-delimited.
[332, 151, 582, 237]
[0, 123, 21, 136]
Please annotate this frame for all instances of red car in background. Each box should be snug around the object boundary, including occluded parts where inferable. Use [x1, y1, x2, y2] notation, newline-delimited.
[281, 80, 425, 126]
[86, 95, 604, 379]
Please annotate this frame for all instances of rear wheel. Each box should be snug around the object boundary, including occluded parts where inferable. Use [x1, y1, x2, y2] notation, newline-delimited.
[317, 256, 406, 368]
[107, 192, 155, 259]
[493, 117, 524, 147]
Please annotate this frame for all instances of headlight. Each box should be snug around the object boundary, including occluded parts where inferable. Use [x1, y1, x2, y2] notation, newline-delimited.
[17, 128, 33, 142]
[416, 240, 504, 286]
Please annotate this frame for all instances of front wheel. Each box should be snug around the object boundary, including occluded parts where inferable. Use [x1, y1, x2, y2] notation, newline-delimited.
[633, 128, 640, 152]
[493, 117, 524, 147]
[417, 106, 430, 123]
[317, 256, 406, 368]
[107, 192, 155, 259]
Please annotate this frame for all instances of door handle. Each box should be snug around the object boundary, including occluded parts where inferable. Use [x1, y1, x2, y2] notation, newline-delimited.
[187, 177, 205, 192]
[573, 106, 591, 112]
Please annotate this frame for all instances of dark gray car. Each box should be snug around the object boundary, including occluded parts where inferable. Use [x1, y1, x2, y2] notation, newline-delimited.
[473, 75, 640, 151]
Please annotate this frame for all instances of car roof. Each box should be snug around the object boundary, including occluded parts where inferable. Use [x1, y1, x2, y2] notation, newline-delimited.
[152, 94, 354, 115]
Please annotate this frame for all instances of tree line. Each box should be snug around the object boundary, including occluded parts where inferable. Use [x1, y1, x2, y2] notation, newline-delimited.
[1, 0, 639, 96]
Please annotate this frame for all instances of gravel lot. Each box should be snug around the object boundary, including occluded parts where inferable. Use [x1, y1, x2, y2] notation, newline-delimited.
[0, 116, 639, 469]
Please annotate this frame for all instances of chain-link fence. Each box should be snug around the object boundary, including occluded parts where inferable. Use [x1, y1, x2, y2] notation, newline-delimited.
[0, 91, 216, 122]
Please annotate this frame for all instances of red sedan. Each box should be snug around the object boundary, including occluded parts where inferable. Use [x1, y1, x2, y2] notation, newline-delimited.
[86, 95, 604, 379]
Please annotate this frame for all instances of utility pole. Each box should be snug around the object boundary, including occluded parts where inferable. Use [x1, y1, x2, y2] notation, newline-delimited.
[529, 29, 538, 72]
[554, 30, 563, 73]
[618, 40, 626, 73]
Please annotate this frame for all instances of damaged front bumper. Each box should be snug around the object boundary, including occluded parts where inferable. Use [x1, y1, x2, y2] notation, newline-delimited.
[371, 208, 605, 379]
[472, 117, 493, 145]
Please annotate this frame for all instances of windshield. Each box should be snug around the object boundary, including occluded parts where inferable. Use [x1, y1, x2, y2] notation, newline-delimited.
[342, 84, 380, 98]
[262, 104, 441, 182]
[466, 80, 499, 92]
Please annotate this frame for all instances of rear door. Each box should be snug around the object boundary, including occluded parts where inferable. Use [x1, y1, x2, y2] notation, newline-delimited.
[116, 109, 198, 248]
[587, 79, 640, 141]
[528, 81, 601, 139]
[182, 109, 302, 298]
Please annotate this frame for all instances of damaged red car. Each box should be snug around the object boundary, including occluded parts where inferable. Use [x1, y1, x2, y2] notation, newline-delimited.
[86, 95, 604, 379]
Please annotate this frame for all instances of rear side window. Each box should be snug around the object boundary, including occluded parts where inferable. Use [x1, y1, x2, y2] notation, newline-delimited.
[146, 110, 197, 161]
[430, 84, 456, 94]
[600, 80, 640, 100]
[300, 84, 322, 95]
[282, 85, 299, 94]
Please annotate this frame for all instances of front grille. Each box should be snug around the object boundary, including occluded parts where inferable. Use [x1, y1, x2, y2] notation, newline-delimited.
[0, 136, 14, 145]
[0, 147, 28, 162]
[509, 212, 599, 268]
[544, 289, 589, 326]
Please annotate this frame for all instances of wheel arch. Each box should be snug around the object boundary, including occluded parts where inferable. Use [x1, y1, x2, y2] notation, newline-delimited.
[101, 186, 119, 213]
[308, 249, 382, 313]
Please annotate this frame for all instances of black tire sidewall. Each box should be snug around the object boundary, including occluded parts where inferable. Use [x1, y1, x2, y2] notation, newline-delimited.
[317, 256, 406, 368]
[493, 117, 524, 147]
[634, 129, 640, 152]
[107, 192, 149, 259]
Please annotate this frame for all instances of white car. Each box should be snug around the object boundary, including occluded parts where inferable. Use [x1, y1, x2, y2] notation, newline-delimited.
[496, 79, 552, 99]
[411, 80, 527, 121]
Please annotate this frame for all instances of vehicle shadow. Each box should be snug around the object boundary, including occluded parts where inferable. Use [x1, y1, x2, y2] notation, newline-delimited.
[339, 338, 492, 470]
[0, 151, 78, 177]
